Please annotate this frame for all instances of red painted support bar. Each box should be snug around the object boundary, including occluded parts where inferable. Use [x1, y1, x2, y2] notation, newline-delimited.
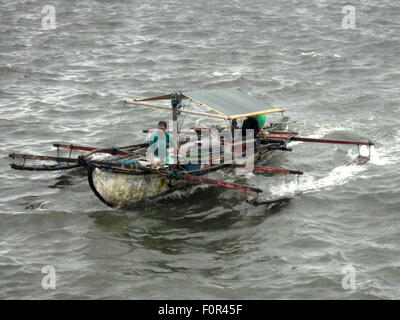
[291, 137, 374, 146]
[267, 131, 298, 135]
[254, 165, 302, 175]
[53, 144, 130, 156]
[180, 174, 262, 193]
[232, 164, 302, 175]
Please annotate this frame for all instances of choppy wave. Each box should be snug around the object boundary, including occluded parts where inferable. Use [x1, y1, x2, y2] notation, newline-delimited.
[1, 0, 399, 300]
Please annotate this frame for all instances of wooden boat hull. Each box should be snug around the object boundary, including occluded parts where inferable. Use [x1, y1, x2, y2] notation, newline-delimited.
[89, 167, 190, 207]
[88, 148, 276, 207]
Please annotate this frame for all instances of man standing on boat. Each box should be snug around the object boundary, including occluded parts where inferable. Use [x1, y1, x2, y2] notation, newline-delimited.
[146, 121, 179, 167]
[242, 116, 260, 139]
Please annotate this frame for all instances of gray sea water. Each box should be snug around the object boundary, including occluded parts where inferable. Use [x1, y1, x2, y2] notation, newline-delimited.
[1, 0, 399, 300]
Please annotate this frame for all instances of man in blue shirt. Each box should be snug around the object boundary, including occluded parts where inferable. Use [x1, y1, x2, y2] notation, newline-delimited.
[147, 121, 178, 166]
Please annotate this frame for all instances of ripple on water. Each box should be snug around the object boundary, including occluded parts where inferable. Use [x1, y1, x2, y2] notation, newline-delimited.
[0, 0, 399, 300]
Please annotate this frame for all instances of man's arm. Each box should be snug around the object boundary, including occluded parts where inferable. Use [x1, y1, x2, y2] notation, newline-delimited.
[167, 131, 178, 149]
[148, 130, 158, 147]
[146, 130, 158, 164]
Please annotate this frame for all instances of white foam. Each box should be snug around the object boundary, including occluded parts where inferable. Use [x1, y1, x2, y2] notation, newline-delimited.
[268, 162, 366, 197]
[288, 124, 351, 147]
[301, 51, 316, 56]
[212, 71, 225, 77]
[368, 132, 400, 166]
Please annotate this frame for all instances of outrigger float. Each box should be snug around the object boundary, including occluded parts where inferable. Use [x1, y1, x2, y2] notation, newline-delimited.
[9, 88, 374, 208]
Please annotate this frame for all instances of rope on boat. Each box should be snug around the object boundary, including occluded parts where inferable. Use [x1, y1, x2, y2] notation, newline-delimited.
[163, 167, 179, 187]
[112, 100, 126, 147]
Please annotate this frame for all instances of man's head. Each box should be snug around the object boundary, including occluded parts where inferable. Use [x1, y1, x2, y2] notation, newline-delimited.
[158, 121, 167, 131]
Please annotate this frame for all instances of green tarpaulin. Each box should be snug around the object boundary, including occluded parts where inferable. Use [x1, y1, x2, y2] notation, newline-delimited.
[183, 88, 274, 118]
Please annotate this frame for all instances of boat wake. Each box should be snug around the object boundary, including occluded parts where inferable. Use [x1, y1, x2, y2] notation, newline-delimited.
[267, 121, 387, 199]
[368, 129, 400, 166]
[268, 162, 366, 198]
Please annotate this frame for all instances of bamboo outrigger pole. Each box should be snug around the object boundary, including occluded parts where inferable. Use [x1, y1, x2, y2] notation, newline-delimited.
[264, 132, 374, 146]
[232, 164, 303, 175]
[125, 100, 229, 120]
[133, 93, 172, 102]
[290, 137, 374, 146]
[9, 153, 79, 164]
[180, 174, 263, 193]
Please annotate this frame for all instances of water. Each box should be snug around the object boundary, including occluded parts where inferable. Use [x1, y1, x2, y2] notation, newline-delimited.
[1, 0, 399, 299]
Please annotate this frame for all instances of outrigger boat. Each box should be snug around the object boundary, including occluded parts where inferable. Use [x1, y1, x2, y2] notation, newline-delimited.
[9, 88, 374, 208]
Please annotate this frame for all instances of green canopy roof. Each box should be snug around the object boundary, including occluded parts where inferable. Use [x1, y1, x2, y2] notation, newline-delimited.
[129, 88, 284, 120]
[182, 88, 283, 119]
